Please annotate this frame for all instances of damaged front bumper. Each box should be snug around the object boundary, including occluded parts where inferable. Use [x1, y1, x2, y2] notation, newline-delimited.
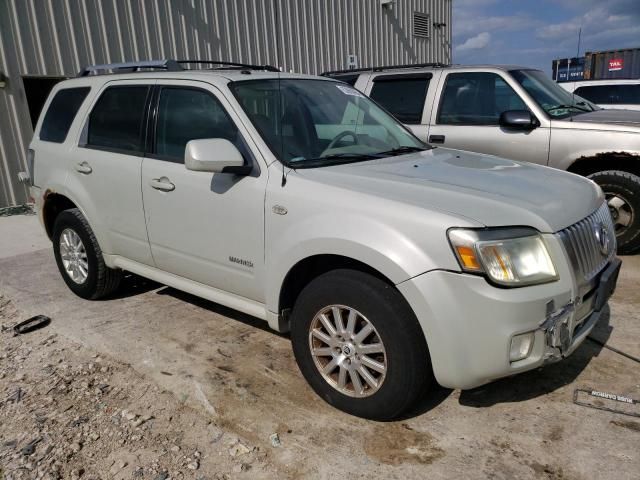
[541, 257, 622, 363]
[397, 237, 622, 390]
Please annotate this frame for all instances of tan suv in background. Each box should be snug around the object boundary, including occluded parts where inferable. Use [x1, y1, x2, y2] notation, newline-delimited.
[324, 63, 640, 254]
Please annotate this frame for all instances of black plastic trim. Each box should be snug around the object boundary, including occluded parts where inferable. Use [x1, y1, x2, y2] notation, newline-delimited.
[372, 72, 433, 82]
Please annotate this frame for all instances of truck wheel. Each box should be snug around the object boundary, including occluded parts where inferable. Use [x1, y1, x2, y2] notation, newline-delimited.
[290, 269, 432, 420]
[588, 170, 640, 255]
[52, 208, 122, 299]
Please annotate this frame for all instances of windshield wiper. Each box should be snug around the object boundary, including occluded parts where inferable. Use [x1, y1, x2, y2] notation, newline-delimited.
[377, 146, 428, 156]
[547, 104, 590, 113]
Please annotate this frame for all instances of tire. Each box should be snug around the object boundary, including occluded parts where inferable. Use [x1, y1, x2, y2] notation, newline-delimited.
[588, 170, 640, 255]
[290, 269, 432, 420]
[52, 208, 122, 299]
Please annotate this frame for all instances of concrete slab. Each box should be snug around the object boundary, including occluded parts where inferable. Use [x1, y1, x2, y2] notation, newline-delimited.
[0, 215, 638, 478]
[0, 214, 50, 259]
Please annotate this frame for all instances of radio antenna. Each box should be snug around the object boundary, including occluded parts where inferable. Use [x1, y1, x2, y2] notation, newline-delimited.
[570, 27, 582, 121]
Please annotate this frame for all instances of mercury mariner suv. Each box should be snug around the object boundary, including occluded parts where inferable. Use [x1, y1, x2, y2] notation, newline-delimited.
[25, 60, 621, 420]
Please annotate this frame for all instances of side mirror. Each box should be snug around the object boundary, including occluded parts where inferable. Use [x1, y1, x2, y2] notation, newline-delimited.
[184, 138, 250, 174]
[499, 110, 539, 130]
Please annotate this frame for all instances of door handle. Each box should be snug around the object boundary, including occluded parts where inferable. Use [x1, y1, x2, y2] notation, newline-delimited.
[75, 162, 92, 174]
[150, 177, 175, 192]
[429, 135, 445, 144]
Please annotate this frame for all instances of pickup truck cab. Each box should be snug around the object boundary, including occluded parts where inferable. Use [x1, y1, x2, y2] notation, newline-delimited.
[323, 64, 640, 254]
[26, 60, 620, 420]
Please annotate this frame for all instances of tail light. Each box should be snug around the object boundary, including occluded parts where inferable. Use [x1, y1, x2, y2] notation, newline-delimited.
[27, 149, 35, 186]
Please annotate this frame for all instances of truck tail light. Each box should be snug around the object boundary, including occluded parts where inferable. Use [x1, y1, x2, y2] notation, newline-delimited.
[27, 149, 35, 186]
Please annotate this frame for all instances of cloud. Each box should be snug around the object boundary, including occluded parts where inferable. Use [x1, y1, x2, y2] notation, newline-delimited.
[538, 1, 640, 44]
[455, 32, 491, 52]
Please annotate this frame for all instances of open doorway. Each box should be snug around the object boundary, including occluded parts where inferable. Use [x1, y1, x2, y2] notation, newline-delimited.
[22, 76, 67, 128]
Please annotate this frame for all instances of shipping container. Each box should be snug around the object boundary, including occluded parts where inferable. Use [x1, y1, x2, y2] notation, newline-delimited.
[552, 57, 585, 82]
[584, 47, 640, 80]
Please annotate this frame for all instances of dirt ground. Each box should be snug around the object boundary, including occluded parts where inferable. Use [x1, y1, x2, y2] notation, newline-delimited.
[1, 215, 639, 479]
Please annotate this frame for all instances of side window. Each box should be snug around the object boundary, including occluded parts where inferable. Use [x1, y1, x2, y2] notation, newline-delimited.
[333, 74, 359, 86]
[575, 85, 640, 105]
[40, 87, 90, 143]
[574, 86, 608, 104]
[369, 75, 430, 124]
[438, 72, 528, 125]
[87, 86, 149, 153]
[155, 87, 240, 162]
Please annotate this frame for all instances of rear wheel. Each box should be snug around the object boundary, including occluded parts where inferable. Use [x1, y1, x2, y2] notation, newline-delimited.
[588, 170, 640, 255]
[52, 208, 122, 299]
[290, 269, 432, 420]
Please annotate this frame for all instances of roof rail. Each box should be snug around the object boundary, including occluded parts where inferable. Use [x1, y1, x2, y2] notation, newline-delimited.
[77, 59, 281, 77]
[178, 60, 280, 72]
[77, 59, 182, 77]
[321, 62, 449, 77]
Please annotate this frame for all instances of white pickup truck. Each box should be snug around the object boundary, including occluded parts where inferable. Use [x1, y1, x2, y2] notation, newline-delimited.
[323, 64, 640, 254]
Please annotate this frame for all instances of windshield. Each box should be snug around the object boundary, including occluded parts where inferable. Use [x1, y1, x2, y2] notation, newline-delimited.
[229, 79, 426, 168]
[510, 69, 598, 119]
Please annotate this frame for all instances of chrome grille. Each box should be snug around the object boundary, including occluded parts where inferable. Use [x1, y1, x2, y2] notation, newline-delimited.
[557, 202, 616, 282]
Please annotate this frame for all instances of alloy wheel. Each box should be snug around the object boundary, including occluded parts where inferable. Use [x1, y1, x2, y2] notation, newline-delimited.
[59, 228, 89, 284]
[606, 193, 634, 235]
[308, 305, 387, 398]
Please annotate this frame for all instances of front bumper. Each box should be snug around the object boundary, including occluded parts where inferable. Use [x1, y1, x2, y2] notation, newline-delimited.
[397, 235, 621, 390]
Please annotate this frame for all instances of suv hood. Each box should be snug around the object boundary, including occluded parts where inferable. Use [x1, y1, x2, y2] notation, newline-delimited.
[296, 148, 603, 233]
[566, 109, 640, 131]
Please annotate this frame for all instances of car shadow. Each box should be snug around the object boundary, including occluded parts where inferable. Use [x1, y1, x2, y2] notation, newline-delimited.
[458, 305, 612, 408]
[155, 286, 289, 338]
[106, 273, 162, 300]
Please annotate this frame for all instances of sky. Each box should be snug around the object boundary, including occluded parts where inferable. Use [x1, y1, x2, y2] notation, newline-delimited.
[452, 0, 640, 74]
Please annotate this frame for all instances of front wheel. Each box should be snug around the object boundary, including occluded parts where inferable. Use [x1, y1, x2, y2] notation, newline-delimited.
[290, 269, 432, 420]
[588, 170, 640, 255]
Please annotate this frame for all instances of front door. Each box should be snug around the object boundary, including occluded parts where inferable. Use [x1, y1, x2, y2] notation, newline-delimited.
[141, 81, 267, 302]
[427, 71, 551, 165]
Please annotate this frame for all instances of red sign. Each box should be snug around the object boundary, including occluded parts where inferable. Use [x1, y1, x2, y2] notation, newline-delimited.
[608, 58, 624, 71]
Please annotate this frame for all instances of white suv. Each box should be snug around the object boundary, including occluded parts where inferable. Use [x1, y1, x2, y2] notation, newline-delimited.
[559, 79, 640, 111]
[26, 60, 621, 420]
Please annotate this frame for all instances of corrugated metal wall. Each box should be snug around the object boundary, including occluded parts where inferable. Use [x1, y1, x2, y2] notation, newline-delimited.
[0, 0, 451, 208]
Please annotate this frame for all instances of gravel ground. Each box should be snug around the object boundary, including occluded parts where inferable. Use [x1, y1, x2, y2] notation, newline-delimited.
[0, 295, 285, 480]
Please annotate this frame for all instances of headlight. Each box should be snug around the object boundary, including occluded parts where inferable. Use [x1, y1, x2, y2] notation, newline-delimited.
[448, 228, 558, 287]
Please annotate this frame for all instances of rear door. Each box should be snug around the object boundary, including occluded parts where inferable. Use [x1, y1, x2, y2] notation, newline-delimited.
[426, 71, 551, 165]
[68, 80, 154, 265]
[364, 71, 439, 143]
[141, 80, 267, 302]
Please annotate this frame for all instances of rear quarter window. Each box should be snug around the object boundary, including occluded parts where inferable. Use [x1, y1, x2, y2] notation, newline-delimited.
[39, 87, 91, 143]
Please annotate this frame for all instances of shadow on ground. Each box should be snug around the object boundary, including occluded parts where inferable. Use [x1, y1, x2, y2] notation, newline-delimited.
[108, 273, 162, 299]
[155, 286, 289, 338]
[459, 306, 612, 408]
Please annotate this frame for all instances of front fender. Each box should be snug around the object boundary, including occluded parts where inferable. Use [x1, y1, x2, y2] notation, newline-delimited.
[549, 128, 640, 172]
[265, 211, 462, 314]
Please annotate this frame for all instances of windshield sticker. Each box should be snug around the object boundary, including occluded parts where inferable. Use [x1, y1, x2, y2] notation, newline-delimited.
[336, 85, 365, 98]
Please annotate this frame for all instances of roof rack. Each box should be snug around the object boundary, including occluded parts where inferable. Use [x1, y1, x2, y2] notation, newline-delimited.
[178, 60, 280, 72]
[77, 59, 280, 77]
[321, 62, 449, 77]
[77, 60, 182, 77]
